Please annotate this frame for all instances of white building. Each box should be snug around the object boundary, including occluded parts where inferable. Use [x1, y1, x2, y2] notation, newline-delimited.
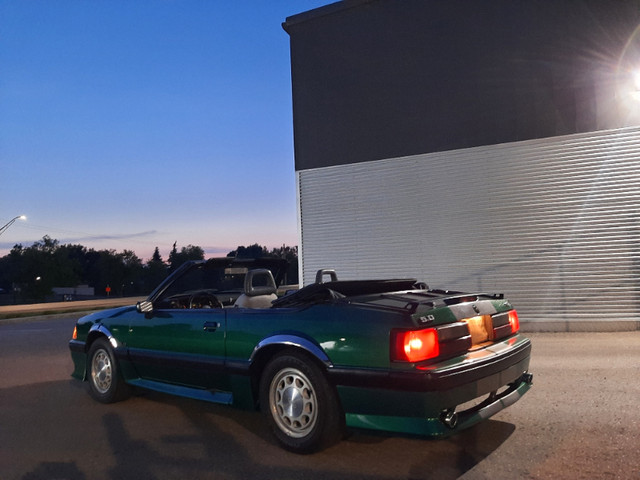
[284, 0, 640, 329]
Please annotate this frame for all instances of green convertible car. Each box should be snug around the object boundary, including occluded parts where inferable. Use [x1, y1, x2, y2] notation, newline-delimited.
[69, 257, 533, 453]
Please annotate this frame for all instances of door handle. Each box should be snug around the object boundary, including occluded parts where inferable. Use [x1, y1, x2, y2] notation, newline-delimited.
[203, 321, 221, 332]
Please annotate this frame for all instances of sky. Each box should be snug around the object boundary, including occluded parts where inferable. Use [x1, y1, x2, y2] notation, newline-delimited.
[0, 0, 332, 261]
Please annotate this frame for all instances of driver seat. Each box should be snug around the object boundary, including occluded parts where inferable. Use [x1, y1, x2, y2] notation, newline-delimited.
[234, 269, 278, 309]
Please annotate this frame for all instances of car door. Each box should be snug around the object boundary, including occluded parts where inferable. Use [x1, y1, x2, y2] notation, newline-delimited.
[125, 306, 227, 390]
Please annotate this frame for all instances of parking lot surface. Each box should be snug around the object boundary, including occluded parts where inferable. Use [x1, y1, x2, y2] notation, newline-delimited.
[0, 317, 638, 479]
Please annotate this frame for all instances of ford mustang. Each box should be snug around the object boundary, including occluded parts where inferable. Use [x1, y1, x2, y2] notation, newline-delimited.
[69, 257, 533, 453]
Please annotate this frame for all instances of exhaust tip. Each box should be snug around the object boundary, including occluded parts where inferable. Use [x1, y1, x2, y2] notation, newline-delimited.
[440, 409, 458, 429]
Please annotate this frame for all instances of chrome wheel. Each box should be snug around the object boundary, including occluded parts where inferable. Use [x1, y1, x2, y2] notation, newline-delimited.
[87, 338, 131, 403]
[91, 348, 113, 394]
[269, 367, 318, 439]
[260, 352, 344, 452]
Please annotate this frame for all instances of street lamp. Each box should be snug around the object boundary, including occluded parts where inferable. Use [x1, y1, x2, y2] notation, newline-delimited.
[0, 215, 26, 237]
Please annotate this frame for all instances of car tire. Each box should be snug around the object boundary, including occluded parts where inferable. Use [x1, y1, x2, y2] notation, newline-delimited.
[87, 337, 131, 404]
[260, 351, 344, 453]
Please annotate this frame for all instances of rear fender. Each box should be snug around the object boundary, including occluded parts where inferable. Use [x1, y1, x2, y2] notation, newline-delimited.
[248, 334, 333, 404]
[250, 334, 332, 367]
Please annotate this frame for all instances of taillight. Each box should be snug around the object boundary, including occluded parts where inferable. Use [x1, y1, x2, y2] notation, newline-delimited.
[392, 308, 519, 363]
[491, 309, 520, 340]
[508, 310, 520, 333]
[392, 328, 440, 362]
[72, 326, 78, 340]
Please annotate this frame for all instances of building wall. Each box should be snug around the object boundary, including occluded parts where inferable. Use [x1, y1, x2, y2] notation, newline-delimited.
[284, 0, 640, 169]
[285, 0, 640, 324]
[298, 126, 640, 323]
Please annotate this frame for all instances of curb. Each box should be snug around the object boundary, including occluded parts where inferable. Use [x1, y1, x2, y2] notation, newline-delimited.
[0, 311, 97, 325]
[520, 320, 640, 333]
[0, 297, 145, 324]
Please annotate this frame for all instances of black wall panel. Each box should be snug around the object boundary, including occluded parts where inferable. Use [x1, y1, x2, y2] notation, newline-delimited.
[284, 0, 640, 170]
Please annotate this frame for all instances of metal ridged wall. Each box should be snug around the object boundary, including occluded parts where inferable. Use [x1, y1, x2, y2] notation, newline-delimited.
[297, 126, 640, 323]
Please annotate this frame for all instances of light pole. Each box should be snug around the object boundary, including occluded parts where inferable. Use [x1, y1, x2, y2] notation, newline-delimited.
[0, 215, 26, 237]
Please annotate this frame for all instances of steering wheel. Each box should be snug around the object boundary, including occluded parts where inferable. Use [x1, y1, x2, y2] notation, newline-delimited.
[188, 292, 224, 309]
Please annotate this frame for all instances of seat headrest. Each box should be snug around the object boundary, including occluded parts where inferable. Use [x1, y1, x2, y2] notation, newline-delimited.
[244, 269, 277, 297]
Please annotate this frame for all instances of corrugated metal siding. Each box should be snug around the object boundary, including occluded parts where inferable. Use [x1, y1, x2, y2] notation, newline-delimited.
[297, 126, 640, 323]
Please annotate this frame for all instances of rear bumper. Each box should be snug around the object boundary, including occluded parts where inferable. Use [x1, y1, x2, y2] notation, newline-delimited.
[345, 371, 533, 437]
[447, 371, 533, 430]
[330, 335, 531, 393]
[333, 335, 533, 436]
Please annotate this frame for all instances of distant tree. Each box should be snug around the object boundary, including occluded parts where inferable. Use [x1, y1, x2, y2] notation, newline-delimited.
[121, 249, 142, 268]
[0, 243, 45, 301]
[151, 247, 163, 263]
[169, 242, 205, 272]
[0, 236, 81, 301]
[94, 249, 124, 296]
[54, 243, 86, 287]
[144, 246, 167, 292]
[99, 250, 144, 296]
[227, 244, 298, 284]
[169, 242, 178, 266]
[21, 236, 63, 300]
[270, 245, 299, 285]
[0, 244, 24, 291]
[0, 238, 297, 303]
[227, 244, 269, 258]
[116, 250, 143, 296]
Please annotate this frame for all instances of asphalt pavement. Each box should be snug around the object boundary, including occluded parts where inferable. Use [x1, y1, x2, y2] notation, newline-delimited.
[0, 316, 638, 479]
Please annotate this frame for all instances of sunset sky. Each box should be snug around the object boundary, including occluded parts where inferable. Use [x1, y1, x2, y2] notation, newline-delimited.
[0, 1, 331, 261]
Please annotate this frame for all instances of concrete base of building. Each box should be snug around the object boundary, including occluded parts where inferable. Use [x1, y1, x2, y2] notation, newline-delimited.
[521, 320, 640, 333]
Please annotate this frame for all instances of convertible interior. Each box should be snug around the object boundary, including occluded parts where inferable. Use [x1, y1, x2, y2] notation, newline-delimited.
[153, 260, 421, 311]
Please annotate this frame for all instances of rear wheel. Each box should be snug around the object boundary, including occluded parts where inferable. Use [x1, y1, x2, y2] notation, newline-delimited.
[87, 338, 131, 403]
[260, 352, 344, 453]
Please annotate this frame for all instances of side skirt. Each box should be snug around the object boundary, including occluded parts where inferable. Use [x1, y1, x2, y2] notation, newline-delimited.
[126, 378, 233, 405]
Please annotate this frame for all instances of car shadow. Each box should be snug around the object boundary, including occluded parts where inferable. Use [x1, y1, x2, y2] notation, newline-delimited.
[10, 381, 515, 480]
[134, 390, 516, 480]
[344, 421, 516, 479]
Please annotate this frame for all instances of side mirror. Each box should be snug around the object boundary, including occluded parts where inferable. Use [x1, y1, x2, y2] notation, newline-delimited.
[136, 300, 153, 314]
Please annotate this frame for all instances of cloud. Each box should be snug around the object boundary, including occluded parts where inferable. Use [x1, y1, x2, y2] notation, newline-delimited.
[68, 230, 159, 243]
[0, 229, 159, 252]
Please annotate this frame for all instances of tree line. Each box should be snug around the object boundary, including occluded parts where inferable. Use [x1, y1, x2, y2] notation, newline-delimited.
[0, 236, 298, 303]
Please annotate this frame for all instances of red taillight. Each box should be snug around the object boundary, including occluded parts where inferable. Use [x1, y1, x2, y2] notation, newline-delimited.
[72, 326, 78, 340]
[392, 328, 440, 362]
[491, 309, 520, 340]
[508, 310, 520, 333]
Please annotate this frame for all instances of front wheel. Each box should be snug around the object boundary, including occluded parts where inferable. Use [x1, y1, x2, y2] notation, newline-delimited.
[87, 338, 131, 403]
[259, 352, 344, 453]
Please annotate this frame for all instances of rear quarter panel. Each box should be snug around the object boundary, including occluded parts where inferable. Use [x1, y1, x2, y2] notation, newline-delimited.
[225, 303, 410, 369]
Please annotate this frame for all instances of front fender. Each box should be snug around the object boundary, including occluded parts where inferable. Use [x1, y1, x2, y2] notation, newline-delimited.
[70, 323, 126, 381]
[87, 323, 124, 349]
